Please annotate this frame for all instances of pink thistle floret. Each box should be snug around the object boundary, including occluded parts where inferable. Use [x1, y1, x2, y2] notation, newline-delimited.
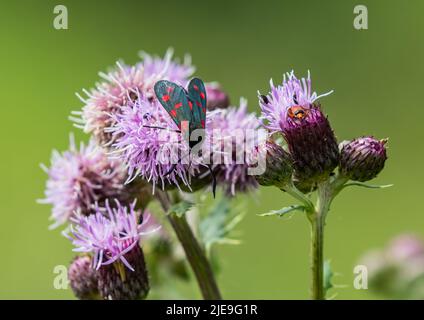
[207, 99, 262, 196]
[65, 200, 159, 271]
[259, 70, 333, 133]
[139, 49, 195, 87]
[72, 49, 195, 145]
[107, 93, 200, 191]
[39, 135, 128, 229]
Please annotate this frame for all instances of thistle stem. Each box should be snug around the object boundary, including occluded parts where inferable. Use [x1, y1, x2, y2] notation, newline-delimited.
[156, 190, 222, 300]
[309, 212, 325, 300]
[308, 181, 332, 300]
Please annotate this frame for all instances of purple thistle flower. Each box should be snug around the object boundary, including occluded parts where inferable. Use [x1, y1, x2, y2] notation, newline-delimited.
[107, 92, 202, 191]
[387, 234, 424, 262]
[139, 49, 195, 86]
[66, 202, 158, 300]
[65, 200, 159, 272]
[359, 234, 424, 299]
[259, 71, 339, 190]
[72, 49, 195, 146]
[259, 70, 333, 133]
[39, 136, 133, 229]
[207, 99, 261, 196]
[282, 105, 340, 189]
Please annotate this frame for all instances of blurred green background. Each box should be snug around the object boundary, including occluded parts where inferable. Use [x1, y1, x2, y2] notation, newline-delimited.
[1, 0, 423, 299]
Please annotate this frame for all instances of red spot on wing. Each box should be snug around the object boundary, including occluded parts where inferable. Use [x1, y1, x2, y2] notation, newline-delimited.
[201, 120, 205, 128]
[200, 92, 205, 100]
[170, 109, 177, 117]
[188, 101, 193, 110]
[202, 107, 206, 114]
[196, 101, 202, 107]
[174, 102, 183, 109]
[162, 95, 170, 102]
[193, 85, 199, 91]
[166, 87, 173, 93]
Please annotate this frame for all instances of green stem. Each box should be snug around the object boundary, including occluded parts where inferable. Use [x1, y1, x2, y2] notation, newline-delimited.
[283, 174, 349, 300]
[156, 191, 222, 300]
[309, 210, 325, 300]
[307, 181, 333, 300]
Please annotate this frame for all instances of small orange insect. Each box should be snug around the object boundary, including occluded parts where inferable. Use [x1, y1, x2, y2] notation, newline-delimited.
[287, 105, 309, 120]
[287, 94, 309, 120]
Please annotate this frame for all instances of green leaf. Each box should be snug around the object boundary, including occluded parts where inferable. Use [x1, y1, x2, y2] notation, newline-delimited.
[168, 200, 194, 218]
[343, 182, 393, 190]
[199, 198, 244, 255]
[323, 260, 334, 297]
[257, 205, 305, 218]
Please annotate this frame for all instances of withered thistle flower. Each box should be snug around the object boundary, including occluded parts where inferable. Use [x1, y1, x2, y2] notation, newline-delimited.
[340, 136, 387, 182]
[68, 255, 99, 300]
[260, 71, 339, 189]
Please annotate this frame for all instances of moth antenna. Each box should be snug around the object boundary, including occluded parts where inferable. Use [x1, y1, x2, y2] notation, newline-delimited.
[142, 125, 181, 133]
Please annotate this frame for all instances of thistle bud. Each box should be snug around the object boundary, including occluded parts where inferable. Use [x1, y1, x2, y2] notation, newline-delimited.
[340, 136, 387, 182]
[97, 246, 150, 300]
[282, 104, 339, 186]
[254, 141, 293, 188]
[205, 83, 230, 110]
[68, 256, 99, 300]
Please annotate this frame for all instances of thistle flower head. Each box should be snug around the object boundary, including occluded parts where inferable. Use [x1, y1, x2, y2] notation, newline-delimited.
[340, 136, 388, 182]
[387, 234, 424, 262]
[207, 99, 261, 196]
[39, 136, 131, 229]
[107, 93, 201, 191]
[259, 71, 333, 133]
[68, 255, 99, 300]
[260, 71, 338, 189]
[65, 200, 159, 272]
[282, 104, 339, 187]
[205, 82, 230, 110]
[73, 49, 194, 146]
[360, 234, 424, 299]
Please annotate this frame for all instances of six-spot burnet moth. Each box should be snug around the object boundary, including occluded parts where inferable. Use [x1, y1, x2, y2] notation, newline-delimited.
[153, 78, 216, 197]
